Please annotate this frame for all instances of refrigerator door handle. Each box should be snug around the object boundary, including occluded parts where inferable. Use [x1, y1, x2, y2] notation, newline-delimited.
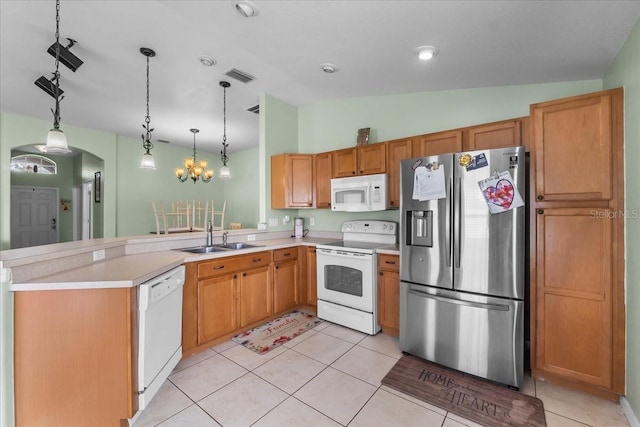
[445, 177, 452, 267]
[408, 288, 510, 312]
[454, 176, 462, 269]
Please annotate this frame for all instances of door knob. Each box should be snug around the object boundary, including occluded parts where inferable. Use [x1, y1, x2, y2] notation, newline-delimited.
[51, 218, 57, 230]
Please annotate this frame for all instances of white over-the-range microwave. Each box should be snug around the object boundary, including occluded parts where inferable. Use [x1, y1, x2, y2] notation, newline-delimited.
[330, 173, 388, 212]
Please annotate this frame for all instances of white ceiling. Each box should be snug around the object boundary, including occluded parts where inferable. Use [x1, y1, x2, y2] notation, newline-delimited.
[1, 1, 639, 154]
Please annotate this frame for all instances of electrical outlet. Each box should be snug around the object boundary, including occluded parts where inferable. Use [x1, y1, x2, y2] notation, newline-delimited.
[283, 215, 290, 225]
[247, 234, 256, 241]
[269, 218, 278, 227]
[310, 217, 315, 226]
[93, 249, 105, 262]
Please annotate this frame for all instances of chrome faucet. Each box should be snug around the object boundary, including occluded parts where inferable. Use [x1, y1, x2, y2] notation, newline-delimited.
[206, 221, 213, 247]
[222, 231, 228, 246]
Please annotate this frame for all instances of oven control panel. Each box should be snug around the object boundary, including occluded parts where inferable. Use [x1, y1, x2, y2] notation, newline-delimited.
[341, 220, 396, 235]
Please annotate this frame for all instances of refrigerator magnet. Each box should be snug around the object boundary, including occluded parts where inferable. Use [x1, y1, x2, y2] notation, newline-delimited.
[478, 170, 525, 214]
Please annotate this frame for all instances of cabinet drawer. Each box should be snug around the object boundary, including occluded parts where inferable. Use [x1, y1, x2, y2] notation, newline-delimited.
[273, 247, 298, 262]
[378, 254, 399, 272]
[198, 251, 272, 278]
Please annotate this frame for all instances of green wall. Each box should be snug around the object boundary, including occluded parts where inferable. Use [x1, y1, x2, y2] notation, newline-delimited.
[224, 146, 260, 229]
[604, 17, 640, 419]
[114, 134, 226, 236]
[295, 80, 603, 231]
[0, 112, 117, 250]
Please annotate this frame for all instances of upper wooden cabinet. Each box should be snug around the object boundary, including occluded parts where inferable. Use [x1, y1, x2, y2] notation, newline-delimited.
[385, 137, 413, 209]
[413, 130, 462, 158]
[532, 90, 620, 203]
[271, 154, 315, 208]
[314, 152, 332, 209]
[463, 119, 522, 151]
[332, 142, 386, 177]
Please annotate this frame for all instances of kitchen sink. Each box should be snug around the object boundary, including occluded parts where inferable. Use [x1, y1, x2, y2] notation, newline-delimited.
[178, 245, 230, 254]
[213, 242, 262, 250]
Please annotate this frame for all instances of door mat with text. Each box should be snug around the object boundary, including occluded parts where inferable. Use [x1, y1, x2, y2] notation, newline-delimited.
[382, 354, 546, 427]
[232, 311, 322, 355]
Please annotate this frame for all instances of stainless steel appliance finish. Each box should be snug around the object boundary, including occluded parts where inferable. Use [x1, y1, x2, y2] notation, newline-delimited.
[294, 217, 304, 238]
[400, 146, 525, 388]
[317, 220, 397, 334]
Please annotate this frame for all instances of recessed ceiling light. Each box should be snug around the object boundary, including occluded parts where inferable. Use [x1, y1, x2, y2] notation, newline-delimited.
[320, 63, 338, 73]
[198, 55, 216, 67]
[235, 1, 259, 18]
[415, 45, 439, 61]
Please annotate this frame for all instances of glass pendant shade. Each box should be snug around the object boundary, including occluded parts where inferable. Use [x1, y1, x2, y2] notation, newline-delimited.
[219, 165, 231, 179]
[139, 152, 156, 169]
[45, 127, 70, 153]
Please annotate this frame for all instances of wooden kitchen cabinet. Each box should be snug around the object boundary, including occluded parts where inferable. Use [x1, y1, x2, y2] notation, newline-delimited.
[273, 247, 299, 314]
[535, 208, 613, 389]
[240, 264, 273, 327]
[413, 129, 462, 158]
[377, 254, 400, 336]
[271, 153, 315, 208]
[306, 246, 317, 306]
[314, 151, 332, 208]
[332, 142, 386, 177]
[198, 273, 239, 343]
[532, 91, 615, 202]
[14, 287, 138, 426]
[385, 137, 413, 208]
[531, 88, 625, 399]
[463, 119, 522, 151]
[185, 251, 273, 348]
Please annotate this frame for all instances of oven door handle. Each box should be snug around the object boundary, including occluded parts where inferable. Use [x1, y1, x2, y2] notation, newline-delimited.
[316, 248, 371, 259]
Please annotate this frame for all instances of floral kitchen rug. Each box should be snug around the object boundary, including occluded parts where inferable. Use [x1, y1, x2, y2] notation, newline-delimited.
[382, 354, 546, 427]
[232, 311, 322, 354]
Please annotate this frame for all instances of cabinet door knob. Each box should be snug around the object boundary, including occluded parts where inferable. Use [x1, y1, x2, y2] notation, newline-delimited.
[243, 272, 247, 277]
[352, 171, 356, 175]
[537, 209, 544, 215]
[379, 272, 383, 276]
[275, 265, 280, 269]
[537, 195, 544, 201]
[233, 274, 237, 279]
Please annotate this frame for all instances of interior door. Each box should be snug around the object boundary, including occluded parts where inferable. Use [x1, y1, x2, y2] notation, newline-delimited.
[10, 186, 59, 249]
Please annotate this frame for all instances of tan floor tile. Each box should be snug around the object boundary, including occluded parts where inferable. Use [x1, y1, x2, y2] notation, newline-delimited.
[210, 339, 237, 353]
[545, 411, 590, 427]
[133, 381, 192, 427]
[172, 349, 216, 373]
[520, 372, 536, 397]
[321, 322, 367, 343]
[199, 373, 288, 427]
[313, 320, 331, 331]
[282, 328, 318, 348]
[169, 354, 247, 401]
[156, 404, 221, 427]
[253, 348, 326, 394]
[443, 417, 468, 427]
[331, 345, 397, 386]
[536, 380, 629, 427]
[349, 388, 445, 427]
[294, 367, 377, 425]
[358, 332, 403, 358]
[291, 331, 354, 364]
[253, 397, 341, 427]
[220, 341, 287, 370]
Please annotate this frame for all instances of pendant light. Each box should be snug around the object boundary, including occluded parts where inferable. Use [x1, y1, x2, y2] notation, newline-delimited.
[139, 47, 156, 169]
[219, 81, 231, 179]
[176, 129, 213, 183]
[45, 0, 71, 154]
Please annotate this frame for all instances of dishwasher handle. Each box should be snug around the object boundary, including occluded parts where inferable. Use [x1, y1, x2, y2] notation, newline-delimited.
[139, 265, 185, 311]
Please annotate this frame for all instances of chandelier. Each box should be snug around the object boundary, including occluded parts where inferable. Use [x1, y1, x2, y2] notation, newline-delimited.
[139, 47, 156, 169]
[219, 81, 231, 179]
[45, 0, 71, 154]
[176, 129, 213, 183]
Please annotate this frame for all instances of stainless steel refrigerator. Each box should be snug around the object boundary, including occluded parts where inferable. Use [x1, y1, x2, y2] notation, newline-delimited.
[399, 146, 525, 388]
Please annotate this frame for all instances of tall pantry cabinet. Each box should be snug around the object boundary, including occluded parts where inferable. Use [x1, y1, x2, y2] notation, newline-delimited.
[531, 88, 625, 399]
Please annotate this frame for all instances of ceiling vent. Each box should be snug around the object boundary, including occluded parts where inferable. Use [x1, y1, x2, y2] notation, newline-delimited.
[224, 68, 255, 84]
[246, 104, 259, 114]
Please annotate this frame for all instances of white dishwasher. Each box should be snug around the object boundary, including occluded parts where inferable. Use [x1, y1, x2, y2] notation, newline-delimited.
[137, 265, 185, 410]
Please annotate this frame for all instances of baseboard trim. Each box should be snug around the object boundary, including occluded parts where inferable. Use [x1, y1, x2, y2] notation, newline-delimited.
[621, 397, 640, 427]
